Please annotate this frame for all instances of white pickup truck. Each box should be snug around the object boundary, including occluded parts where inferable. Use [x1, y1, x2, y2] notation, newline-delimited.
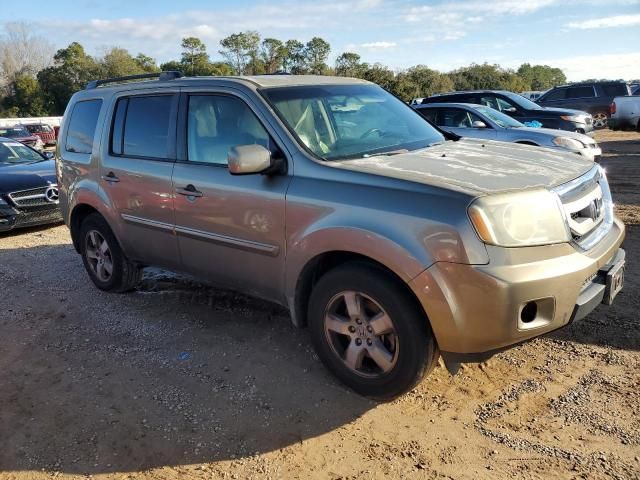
[609, 95, 640, 131]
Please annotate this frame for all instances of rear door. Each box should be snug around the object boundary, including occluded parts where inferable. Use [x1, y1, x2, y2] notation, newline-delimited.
[171, 89, 291, 303]
[565, 85, 597, 113]
[100, 90, 180, 269]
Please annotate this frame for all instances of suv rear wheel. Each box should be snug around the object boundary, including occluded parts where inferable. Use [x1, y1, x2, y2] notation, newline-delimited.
[308, 263, 436, 400]
[80, 213, 142, 292]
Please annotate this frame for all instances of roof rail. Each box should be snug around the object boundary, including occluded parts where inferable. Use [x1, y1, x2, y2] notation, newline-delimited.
[85, 71, 184, 90]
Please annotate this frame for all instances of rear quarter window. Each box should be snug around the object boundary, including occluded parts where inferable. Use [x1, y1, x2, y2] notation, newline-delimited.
[600, 84, 629, 97]
[65, 99, 103, 154]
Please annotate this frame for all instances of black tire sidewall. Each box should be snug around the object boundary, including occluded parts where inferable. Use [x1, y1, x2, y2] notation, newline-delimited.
[308, 263, 434, 400]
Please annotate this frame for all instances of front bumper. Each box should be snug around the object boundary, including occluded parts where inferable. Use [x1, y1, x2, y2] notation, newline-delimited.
[0, 203, 62, 232]
[409, 217, 625, 361]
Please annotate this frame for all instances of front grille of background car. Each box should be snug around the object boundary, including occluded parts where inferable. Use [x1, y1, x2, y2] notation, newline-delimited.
[13, 207, 62, 227]
[8, 186, 55, 209]
[553, 166, 614, 250]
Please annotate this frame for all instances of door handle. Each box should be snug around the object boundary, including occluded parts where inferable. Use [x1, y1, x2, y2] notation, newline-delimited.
[101, 172, 120, 183]
[176, 184, 203, 198]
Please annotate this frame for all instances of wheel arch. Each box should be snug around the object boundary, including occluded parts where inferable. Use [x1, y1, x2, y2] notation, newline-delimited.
[289, 249, 432, 332]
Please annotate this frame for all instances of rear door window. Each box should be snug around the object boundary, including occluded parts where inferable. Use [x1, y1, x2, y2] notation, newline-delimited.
[111, 95, 175, 159]
[65, 99, 103, 154]
[567, 86, 595, 99]
[541, 88, 567, 101]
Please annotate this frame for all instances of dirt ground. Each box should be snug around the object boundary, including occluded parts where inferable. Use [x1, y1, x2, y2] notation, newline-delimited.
[1, 130, 639, 480]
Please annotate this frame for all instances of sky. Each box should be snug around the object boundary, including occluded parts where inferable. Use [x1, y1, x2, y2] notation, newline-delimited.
[2, 0, 639, 81]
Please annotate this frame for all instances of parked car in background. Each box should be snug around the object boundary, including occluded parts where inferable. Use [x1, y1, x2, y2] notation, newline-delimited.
[537, 81, 631, 129]
[57, 72, 625, 399]
[0, 138, 60, 232]
[0, 125, 44, 150]
[632, 85, 640, 96]
[609, 95, 640, 131]
[421, 90, 593, 133]
[25, 123, 57, 146]
[415, 103, 601, 161]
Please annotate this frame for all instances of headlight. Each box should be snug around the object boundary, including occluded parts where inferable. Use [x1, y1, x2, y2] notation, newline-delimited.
[468, 189, 569, 247]
[553, 136, 584, 150]
[0, 197, 6, 205]
[560, 115, 585, 122]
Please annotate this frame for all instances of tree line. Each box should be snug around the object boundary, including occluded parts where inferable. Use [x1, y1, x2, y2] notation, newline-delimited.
[0, 25, 568, 117]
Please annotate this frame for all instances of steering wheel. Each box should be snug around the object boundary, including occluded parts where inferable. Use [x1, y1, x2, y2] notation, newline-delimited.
[359, 128, 383, 139]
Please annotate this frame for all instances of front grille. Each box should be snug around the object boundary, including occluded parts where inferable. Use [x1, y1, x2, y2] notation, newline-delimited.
[553, 166, 613, 250]
[14, 207, 62, 227]
[8, 185, 58, 209]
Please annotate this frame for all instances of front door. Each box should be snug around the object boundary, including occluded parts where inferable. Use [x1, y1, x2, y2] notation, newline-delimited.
[100, 91, 180, 269]
[171, 92, 290, 303]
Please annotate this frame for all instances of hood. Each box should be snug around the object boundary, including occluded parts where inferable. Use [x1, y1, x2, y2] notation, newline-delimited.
[330, 139, 593, 195]
[513, 127, 597, 144]
[0, 159, 56, 194]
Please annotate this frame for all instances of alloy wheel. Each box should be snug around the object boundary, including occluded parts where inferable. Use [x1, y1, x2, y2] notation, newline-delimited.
[592, 112, 608, 128]
[323, 291, 399, 378]
[85, 230, 114, 282]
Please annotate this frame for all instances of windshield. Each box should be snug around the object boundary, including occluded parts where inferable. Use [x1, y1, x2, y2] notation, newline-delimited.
[473, 106, 524, 128]
[0, 141, 44, 163]
[0, 127, 30, 138]
[26, 124, 52, 133]
[502, 91, 542, 110]
[262, 84, 445, 160]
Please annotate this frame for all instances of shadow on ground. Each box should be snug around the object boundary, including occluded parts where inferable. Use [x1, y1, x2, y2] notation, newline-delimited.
[0, 243, 373, 475]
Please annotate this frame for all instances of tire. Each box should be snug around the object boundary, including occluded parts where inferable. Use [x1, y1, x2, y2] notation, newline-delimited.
[79, 213, 142, 293]
[592, 111, 608, 129]
[308, 263, 436, 401]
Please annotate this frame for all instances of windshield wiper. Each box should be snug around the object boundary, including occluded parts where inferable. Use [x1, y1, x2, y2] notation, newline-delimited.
[362, 148, 409, 158]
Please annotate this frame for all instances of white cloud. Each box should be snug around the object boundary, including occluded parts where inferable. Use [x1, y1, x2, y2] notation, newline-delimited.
[403, 0, 557, 23]
[567, 14, 640, 29]
[360, 41, 397, 49]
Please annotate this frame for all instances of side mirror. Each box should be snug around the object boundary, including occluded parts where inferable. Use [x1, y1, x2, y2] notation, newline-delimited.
[228, 144, 273, 175]
[472, 120, 487, 128]
[42, 151, 54, 159]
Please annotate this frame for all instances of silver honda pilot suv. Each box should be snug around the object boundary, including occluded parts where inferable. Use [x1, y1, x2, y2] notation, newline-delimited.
[57, 72, 626, 399]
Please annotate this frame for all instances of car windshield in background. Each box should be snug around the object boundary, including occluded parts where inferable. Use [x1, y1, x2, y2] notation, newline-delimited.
[502, 92, 542, 110]
[0, 141, 44, 163]
[262, 84, 445, 160]
[0, 127, 30, 138]
[473, 106, 525, 128]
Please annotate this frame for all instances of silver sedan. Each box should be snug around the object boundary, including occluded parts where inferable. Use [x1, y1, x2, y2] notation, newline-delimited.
[414, 102, 602, 161]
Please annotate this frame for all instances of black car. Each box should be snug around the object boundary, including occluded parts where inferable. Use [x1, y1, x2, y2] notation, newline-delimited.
[421, 90, 593, 133]
[537, 81, 631, 129]
[0, 137, 61, 232]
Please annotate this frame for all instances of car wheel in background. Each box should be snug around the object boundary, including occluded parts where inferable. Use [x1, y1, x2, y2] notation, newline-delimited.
[592, 112, 608, 129]
[308, 262, 437, 401]
[80, 213, 142, 292]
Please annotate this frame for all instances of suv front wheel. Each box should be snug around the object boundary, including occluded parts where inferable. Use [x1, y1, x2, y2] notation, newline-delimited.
[308, 263, 437, 400]
[80, 213, 142, 292]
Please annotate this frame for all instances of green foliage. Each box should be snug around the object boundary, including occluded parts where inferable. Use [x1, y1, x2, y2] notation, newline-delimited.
[2, 74, 47, 116]
[305, 37, 331, 75]
[101, 47, 147, 78]
[517, 63, 567, 90]
[335, 52, 366, 77]
[37, 42, 102, 115]
[219, 31, 261, 75]
[394, 65, 455, 101]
